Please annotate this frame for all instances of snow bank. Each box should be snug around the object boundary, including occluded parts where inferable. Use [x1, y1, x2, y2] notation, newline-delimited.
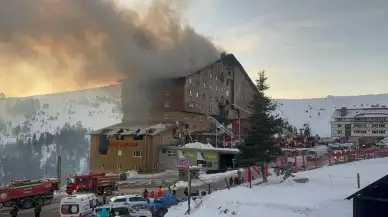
[183, 142, 214, 149]
[166, 157, 388, 217]
[173, 169, 243, 188]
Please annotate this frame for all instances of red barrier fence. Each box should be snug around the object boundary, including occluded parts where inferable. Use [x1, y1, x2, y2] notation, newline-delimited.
[279, 148, 388, 172]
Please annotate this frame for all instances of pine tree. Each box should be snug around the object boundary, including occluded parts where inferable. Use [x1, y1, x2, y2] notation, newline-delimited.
[236, 70, 284, 182]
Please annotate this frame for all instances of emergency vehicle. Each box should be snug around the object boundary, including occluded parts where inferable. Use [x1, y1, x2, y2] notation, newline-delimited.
[60, 193, 98, 217]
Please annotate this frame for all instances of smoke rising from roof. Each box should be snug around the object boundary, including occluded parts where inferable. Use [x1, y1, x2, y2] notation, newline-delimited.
[0, 0, 220, 97]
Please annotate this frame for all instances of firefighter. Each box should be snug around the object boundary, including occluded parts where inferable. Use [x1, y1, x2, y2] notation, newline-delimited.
[157, 186, 164, 197]
[10, 205, 18, 217]
[172, 184, 177, 196]
[143, 189, 149, 200]
[34, 205, 42, 217]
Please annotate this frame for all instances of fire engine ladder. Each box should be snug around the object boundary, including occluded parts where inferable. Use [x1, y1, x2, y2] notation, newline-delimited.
[202, 111, 235, 139]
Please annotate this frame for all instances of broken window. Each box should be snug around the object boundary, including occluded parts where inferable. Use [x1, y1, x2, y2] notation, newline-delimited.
[98, 135, 109, 155]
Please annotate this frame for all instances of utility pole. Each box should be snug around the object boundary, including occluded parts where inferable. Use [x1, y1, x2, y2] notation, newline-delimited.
[186, 168, 192, 215]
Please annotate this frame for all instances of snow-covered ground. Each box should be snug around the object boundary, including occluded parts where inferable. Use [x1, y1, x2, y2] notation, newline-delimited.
[2, 85, 388, 141]
[1, 85, 388, 142]
[166, 157, 388, 217]
[0, 85, 122, 144]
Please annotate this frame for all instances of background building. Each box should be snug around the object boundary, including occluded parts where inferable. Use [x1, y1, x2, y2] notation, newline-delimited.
[331, 107, 388, 139]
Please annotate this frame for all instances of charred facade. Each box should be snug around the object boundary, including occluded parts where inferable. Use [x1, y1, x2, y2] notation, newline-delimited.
[121, 53, 256, 135]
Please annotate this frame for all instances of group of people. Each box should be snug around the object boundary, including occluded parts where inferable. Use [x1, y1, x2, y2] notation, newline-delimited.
[142, 185, 178, 200]
[229, 176, 244, 186]
[9, 204, 42, 217]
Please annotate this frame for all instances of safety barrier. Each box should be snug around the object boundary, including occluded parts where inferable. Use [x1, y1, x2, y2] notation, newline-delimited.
[279, 148, 388, 171]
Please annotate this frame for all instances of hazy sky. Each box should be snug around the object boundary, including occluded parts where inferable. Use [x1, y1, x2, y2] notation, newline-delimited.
[124, 0, 388, 99]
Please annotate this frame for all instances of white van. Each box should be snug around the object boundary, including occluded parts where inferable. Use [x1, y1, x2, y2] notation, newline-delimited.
[306, 145, 328, 160]
[60, 193, 98, 217]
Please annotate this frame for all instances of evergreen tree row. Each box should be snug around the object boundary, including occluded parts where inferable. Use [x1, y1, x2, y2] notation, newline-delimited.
[0, 123, 90, 185]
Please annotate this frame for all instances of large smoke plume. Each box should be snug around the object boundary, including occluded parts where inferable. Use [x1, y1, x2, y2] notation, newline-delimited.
[0, 0, 220, 98]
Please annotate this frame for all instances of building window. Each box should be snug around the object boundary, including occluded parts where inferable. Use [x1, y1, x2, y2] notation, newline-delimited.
[215, 75, 218, 80]
[200, 116, 203, 121]
[210, 73, 212, 79]
[209, 85, 212, 90]
[117, 163, 121, 170]
[164, 102, 170, 107]
[204, 81, 207, 88]
[380, 131, 385, 134]
[380, 124, 385, 128]
[221, 68, 224, 72]
[372, 124, 378, 128]
[153, 162, 159, 169]
[215, 86, 218, 91]
[215, 96, 219, 102]
[206, 161, 212, 168]
[203, 104, 207, 111]
[372, 130, 378, 134]
[209, 96, 212, 102]
[193, 115, 196, 120]
[202, 94, 206, 100]
[189, 90, 192, 96]
[133, 151, 143, 157]
[164, 90, 170, 96]
[226, 90, 229, 97]
[189, 101, 194, 108]
[100, 161, 104, 168]
[188, 78, 192, 84]
[164, 113, 170, 119]
[337, 124, 342, 128]
[196, 92, 199, 97]
[192, 124, 196, 129]
[196, 80, 200, 87]
[337, 130, 342, 134]
[167, 150, 177, 156]
[135, 165, 139, 171]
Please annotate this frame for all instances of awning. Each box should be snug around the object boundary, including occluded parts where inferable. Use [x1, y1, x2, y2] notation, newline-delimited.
[196, 151, 205, 161]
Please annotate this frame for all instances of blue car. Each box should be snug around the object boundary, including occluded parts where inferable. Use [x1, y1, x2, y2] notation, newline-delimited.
[147, 195, 182, 217]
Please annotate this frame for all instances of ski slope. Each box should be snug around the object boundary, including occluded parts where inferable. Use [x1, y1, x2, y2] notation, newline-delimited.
[1, 84, 388, 143]
[166, 157, 388, 217]
[0, 85, 122, 145]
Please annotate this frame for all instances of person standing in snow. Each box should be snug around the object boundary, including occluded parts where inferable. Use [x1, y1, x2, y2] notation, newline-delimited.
[34, 205, 42, 217]
[229, 176, 233, 187]
[10, 205, 18, 217]
[184, 187, 188, 199]
[102, 192, 107, 205]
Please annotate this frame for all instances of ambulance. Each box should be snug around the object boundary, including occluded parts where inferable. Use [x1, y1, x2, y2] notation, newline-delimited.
[60, 193, 99, 217]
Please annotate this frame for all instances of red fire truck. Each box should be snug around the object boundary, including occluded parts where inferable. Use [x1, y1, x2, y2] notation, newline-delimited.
[65, 173, 121, 196]
[0, 178, 59, 209]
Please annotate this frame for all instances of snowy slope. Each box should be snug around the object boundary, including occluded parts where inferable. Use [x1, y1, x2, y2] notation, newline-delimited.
[166, 157, 388, 217]
[1, 84, 388, 142]
[0, 85, 122, 145]
[276, 94, 388, 136]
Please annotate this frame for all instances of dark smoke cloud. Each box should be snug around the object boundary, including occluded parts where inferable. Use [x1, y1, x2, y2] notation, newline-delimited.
[0, 0, 220, 97]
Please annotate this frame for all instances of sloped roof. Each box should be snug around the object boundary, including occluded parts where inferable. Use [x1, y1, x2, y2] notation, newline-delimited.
[89, 122, 175, 136]
[346, 174, 388, 200]
[185, 53, 257, 91]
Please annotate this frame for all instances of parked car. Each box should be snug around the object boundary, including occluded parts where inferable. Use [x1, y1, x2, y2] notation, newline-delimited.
[95, 204, 152, 217]
[109, 194, 149, 207]
[146, 195, 182, 217]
